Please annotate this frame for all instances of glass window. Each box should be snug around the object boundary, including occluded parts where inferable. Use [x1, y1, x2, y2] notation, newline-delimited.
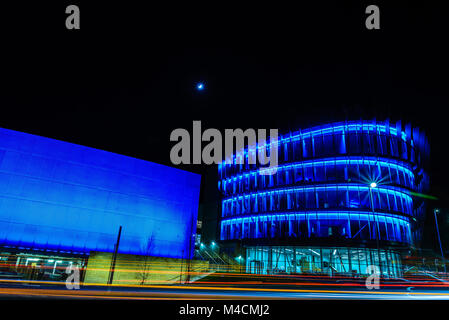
[294, 166, 303, 184]
[318, 215, 331, 237]
[314, 135, 324, 158]
[251, 194, 257, 213]
[378, 216, 387, 240]
[290, 217, 298, 237]
[388, 193, 398, 211]
[303, 137, 312, 159]
[335, 132, 346, 154]
[222, 201, 227, 217]
[348, 189, 360, 208]
[323, 134, 334, 155]
[244, 175, 250, 192]
[233, 221, 241, 239]
[348, 132, 361, 154]
[293, 140, 301, 161]
[250, 173, 257, 191]
[309, 217, 318, 238]
[372, 163, 381, 182]
[402, 169, 411, 188]
[379, 191, 390, 211]
[248, 220, 256, 239]
[304, 166, 314, 182]
[347, 165, 359, 183]
[362, 133, 372, 154]
[236, 197, 242, 215]
[285, 168, 291, 185]
[280, 217, 288, 238]
[268, 193, 274, 211]
[296, 191, 305, 210]
[359, 189, 370, 209]
[386, 218, 395, 241]
[286, 141, 293, 163]
[243, 195, 250, 214]
[350, 218, 361, 239]
[396, 194, 403, 212]
[280, 192, 287, 210]
[269, 174, 275, 188]
[377, 134, 388, 155]
[317, 189, 326, 208]
[359, 216, 371, 240]
[398, 170, 406, 187]
[315, 165, 325, 182]
[287, 191, 294, 210]
[278, 143, 285, 165]
[298, 217, 308, 238]
[390, 136, 399, 157]
[381, 166, 391, 184]
[257, 219, 265, 238]
[327, 189, 337, 208]
[326, 163, 337, 182]
[335, 164, 345, 181]
[371, 189, 381, 210]
[306, 190, 316, 209]
[390, 167, 399, 185]
[404, 197, 412, 215]
[337, 188, 347, 208]
[401, 141, 408, 160]
[277, 169, 285, 186]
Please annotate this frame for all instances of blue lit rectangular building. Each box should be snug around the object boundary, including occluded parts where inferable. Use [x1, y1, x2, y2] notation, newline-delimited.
[0, 127, 201, 260]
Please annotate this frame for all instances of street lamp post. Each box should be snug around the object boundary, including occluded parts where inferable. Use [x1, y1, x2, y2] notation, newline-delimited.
[369, 183, 383, 277]
[434, 209, 446, 273]
[237, 256, 243, 273]
[108, 225, 122, 285]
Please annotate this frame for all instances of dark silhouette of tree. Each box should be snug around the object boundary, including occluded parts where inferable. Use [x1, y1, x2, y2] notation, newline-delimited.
[136, 234, 155, 285]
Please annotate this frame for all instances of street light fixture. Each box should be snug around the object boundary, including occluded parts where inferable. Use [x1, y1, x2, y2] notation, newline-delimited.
[434, 208, 446, 273]
[368, 182, 383, 277]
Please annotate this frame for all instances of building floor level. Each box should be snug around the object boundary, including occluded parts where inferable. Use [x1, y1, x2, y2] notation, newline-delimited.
[245, 246, 403, 278]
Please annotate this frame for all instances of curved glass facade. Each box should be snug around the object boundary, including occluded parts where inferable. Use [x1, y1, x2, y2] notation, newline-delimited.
[218, 120, 429, 277]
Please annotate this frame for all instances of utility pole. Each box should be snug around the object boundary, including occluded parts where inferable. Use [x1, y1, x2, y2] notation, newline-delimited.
[108, 225, 122, 285]
[180, 250, 184, 284]
[186, 211, 196, 284]
[434, 209, 446, 273]
[369, 184, 383, 277]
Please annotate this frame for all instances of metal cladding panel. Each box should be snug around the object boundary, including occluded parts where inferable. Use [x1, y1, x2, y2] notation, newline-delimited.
[0, 128, 201, 259]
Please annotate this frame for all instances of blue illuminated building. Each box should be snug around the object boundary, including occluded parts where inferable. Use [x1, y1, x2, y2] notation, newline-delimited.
[218, 120, 429, 277]
[0, 127, 201, 261]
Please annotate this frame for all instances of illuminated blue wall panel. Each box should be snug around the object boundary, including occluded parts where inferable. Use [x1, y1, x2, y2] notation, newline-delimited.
[0, 128, 201, 259]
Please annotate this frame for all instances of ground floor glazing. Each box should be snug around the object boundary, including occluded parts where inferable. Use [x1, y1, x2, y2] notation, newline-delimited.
[245, 246, 402, 278]
[0, 250, 86, 281]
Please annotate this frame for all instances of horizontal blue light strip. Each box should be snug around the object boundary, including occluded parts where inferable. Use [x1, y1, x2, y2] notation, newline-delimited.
[291, 123, 397, 141]
[220, 211, 410, 225]
[220, 121, 408, 165]
[221, 156, 414, 182]
[222, 183, 411, 202]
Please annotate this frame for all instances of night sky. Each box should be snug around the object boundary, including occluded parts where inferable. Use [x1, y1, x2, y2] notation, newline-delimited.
[1, 2, 448, 249]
